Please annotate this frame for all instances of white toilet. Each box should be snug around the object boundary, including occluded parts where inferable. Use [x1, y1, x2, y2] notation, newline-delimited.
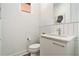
[28, 43, 40, 56]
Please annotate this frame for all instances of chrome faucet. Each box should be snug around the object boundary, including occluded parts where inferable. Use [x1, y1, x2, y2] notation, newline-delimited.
[57, 28, 61, 35]
[56, 15, 63, 35]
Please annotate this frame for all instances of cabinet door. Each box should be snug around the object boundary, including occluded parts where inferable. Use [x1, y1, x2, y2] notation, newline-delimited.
[40, 38, 66, 56]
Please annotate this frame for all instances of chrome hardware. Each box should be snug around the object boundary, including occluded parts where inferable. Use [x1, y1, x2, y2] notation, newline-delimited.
[53, 42, 65, 47]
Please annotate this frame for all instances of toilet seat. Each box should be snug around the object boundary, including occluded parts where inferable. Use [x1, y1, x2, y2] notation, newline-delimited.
[28, 43, 40, 54]
[28, 43, 40, 55]
[29, 44, 40, 49]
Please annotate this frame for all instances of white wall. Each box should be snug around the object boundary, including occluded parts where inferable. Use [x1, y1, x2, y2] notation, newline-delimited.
[40, 3, 71, 34]
[70, 3, 79, 22]
[0, 4, 1, 56]
[39, 3, 54, 34]
[0, 20, 1, 55]
[54, 3, 70, 23]
[70, 3, 79, 56]
[1, 3, 40, 56]
[39, 3, 54, 27]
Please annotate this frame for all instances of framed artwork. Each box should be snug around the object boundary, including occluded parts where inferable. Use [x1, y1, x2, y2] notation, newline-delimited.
[21, 3, 31, 13]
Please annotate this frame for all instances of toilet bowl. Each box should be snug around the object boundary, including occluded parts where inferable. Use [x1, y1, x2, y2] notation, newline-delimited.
[28, 43, 40, 56]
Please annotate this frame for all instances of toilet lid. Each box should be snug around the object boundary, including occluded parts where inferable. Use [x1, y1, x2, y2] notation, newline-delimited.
[29, 44, 40, 49]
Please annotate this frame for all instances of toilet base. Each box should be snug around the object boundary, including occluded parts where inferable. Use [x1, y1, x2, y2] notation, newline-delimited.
[30, 51, 40, 56]
[31, 53, 40, 56]
[31, 53, 37, 56]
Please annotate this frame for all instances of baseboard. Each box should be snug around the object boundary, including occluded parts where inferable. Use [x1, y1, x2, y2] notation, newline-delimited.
[9, 50, 29, 56]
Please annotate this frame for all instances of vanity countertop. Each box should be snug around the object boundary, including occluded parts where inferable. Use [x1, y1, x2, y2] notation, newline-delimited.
[41, 33, 76, 43]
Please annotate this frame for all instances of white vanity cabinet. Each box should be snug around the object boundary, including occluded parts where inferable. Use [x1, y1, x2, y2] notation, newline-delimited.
[40, 34, 75, 56]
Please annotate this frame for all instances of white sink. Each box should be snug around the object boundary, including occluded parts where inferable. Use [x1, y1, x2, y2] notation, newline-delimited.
[41, 33, 76, 43]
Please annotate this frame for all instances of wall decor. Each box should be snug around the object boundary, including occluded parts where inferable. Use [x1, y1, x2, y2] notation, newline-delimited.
[21, 3, 31, 13]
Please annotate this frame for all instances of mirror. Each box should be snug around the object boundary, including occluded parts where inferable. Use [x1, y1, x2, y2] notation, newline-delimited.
[57, 15, 63, 23]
